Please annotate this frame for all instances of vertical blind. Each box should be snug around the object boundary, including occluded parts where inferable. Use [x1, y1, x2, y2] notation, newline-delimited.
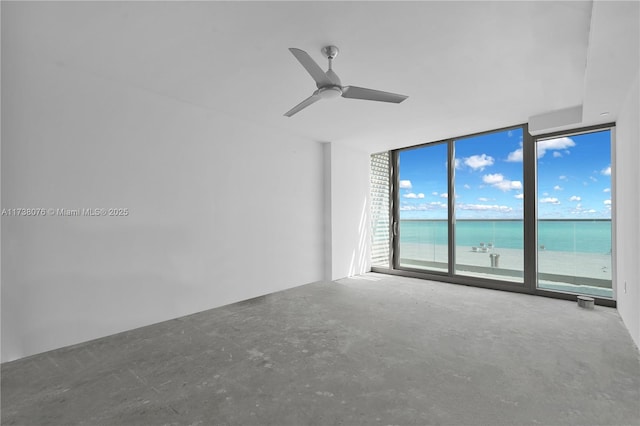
[370, 152, 391, 268]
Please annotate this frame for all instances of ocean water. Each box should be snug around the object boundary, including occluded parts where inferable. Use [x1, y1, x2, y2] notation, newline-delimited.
[399, 220, 612, 254]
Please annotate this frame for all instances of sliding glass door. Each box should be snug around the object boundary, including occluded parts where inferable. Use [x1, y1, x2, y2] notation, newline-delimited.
[394, 127, 524, 283]
[536, 129, 613, 298]
[396, 142, 449, 273]
[453, 128, 524, 282]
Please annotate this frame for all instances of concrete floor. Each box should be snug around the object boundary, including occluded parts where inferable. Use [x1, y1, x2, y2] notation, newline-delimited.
[2, 273, 639, 425]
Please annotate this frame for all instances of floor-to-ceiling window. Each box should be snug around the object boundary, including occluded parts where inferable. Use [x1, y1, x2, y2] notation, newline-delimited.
[535, 128, 613, 298]
[396, 142, 449, 273]
[371, 123, 615, 303]
[453, 128, 524, 282]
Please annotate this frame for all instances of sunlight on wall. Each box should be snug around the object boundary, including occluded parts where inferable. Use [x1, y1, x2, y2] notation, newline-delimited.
[332, 143, 371, 280]
[348, 197, 370, 277]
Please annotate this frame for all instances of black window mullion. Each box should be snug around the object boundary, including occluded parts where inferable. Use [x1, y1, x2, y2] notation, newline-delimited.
[447, 140, 456, 276]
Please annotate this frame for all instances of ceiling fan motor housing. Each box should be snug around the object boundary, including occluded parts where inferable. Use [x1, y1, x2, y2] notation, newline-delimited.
[315, 86, 343, 99]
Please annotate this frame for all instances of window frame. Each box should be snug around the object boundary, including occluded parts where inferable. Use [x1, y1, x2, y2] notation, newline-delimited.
[392, 139, 451, 276]
[532, 123, 616, 301]
[372, 122, 616, 307]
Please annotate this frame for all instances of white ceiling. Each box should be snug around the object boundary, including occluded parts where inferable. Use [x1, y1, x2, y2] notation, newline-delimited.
[6, 1, 638, 153]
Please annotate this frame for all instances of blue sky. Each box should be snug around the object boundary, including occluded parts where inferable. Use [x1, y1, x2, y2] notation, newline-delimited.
[398, 128, 611, 220]
[536, 130, 611, 219]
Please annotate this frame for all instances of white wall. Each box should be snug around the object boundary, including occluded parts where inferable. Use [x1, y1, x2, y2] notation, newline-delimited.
[1, 41, 325, 362]
[615, 71, 640, 349]
[327, 143, 371, 280]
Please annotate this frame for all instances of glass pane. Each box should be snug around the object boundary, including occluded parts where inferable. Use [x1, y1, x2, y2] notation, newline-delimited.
[371, 152, 390, 268]
[397, 143, 448, 272]
[536, 130, 612, 298]
[453, 128, 524, 282]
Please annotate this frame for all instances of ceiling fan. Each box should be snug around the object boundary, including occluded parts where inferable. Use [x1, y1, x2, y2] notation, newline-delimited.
[284, 45, 408, 117]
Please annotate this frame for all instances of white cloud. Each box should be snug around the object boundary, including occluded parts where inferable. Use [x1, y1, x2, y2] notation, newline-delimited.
[537, 137, 576, 158]
[571, 205, 597, 215]
[482, 173, 504, 184]
[457, 203, 513, 213]
[463, 184, 471, 190]
[515, 193, 524, 199]
[601, 165, 611, 176]
[399, 180, 412, 189]
[559, 175, 567, 181]
[604, 199, 612, 205]
[432, 191, 439, 196]
[495, 180, 522, 191]
[569, 195, 581, 202]
[482, 173, 521, 191]
[440, 193, 448, 198]
[540, 197, 560, 204]
[403, 192, 425, 199]
[570, 203, 584, 214]
[478, 197, 489, 202]
[589, 176, 598, 182]
[553, 185, 563, 191]
[603, 188, 610, 193]
[553, 152, 563, 158]
[508, 137, 576, 162]
[463, 154, 494, 171]
[506, 148, 523, 162]
[400, 202, 446, 211]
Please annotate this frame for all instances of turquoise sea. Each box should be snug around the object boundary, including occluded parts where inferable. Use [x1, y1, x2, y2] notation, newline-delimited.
[399, 220, 612, 254]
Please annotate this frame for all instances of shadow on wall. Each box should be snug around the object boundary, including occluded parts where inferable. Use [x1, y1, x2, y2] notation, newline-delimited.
[348, 197, 370, 276]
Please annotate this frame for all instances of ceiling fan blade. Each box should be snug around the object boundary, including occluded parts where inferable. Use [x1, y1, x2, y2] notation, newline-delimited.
[284, 94, 321, 117]
[341, 86, 408, 103]
[289, 48, 333, 87]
